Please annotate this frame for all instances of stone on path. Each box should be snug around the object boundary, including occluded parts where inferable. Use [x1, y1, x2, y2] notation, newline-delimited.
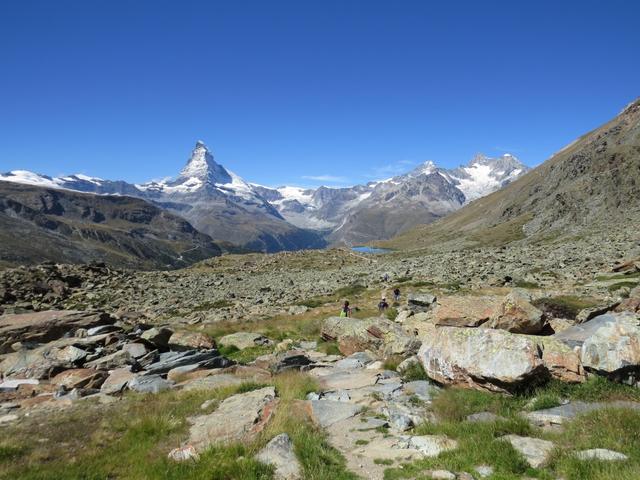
[305, 400, 363, 427]
[501, 435, 555, 468]
[575, 448, 628, 461]
[395, 435, 458, 457]
[185, 386, 277, 452]
[255, 433, 302, 480]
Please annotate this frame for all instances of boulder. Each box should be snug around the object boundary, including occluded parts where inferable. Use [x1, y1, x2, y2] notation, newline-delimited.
[431, 295, 502, 328]
[100, 367, 136, 394]
[144, 349, 232, 375]
[576, 301, 620, 324]
[140, 327, 173, 347]
[407, 293, 437, 313]
[536, 337, 586, 383]
[500, 435, 554, 468]
[321, 316, 421, 357]
[128, 374, 172, 394]
[485, 290, 545, 334]
[185, 386, 278, 451]
[554, 312, 640, 383]
[255, 433, 302, 480]
[0, 310, 115, 354]
[219, 332, 272, 350]
[51, 368, 107, 389]
[417, 325, 547, 393]
[394, 435, 458, 457]
[168, 331, 215, 351]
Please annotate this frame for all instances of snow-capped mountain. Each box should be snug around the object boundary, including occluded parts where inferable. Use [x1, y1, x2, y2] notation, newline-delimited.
[0, 142, 325, 252]
[255, 153, 529, 244]
[0, 144, 528, 249]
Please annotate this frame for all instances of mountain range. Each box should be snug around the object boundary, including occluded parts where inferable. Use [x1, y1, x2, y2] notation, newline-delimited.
[0, 143, 528, 251]
[385, 97, 640, 251]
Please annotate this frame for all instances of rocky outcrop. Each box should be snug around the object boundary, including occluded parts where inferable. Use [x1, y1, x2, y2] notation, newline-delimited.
[321, 316, 421, 357]
[417, 325, 548, 393]
[430, 295, 501, 327]
[554, 311, 640, 384]
[0, 310, 115, 354]
[182, 386, 278, 452]
[485, 290, 545, 334]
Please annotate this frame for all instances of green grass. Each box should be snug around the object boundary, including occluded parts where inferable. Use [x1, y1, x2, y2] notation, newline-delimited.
[548, 408, 640, 480]
[513, 280, 541, 289]
[607, 281, 639, 293]
[385, 307, 399, 321]
[595, 271, 640, 282]
[221, 345, 274, 364]
[333, 284, 367, 298]
[0, 373, 357, 480]
[400, 362, 429, 382]
[532, 295, 600, 320]
[382, 355, 404, 371]
[383, 418, 538, 479]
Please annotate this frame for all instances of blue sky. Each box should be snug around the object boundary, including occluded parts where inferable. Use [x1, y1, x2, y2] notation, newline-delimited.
[1, 0, 639, 188]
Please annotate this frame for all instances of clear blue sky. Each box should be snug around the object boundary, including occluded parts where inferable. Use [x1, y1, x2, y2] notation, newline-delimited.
[1, 0, 639, 187]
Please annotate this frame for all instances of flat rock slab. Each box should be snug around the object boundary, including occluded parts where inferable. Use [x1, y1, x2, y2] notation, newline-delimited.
[219, 332, 271, 350]
[179, 373, 245, 392]
[129, 375, 173, 394]
[0, 310, 115, 354]
[309, 368, 381, 391]
[101, 368, 136, 394]
[305, 400, 363, 427]
[51, 368, 107, 389]
[525, 400, 640, 426]
[255, 433, 302, 480]
[575, 448, 629, 461]
[501, 435, 555, 468]
[186, 386, 277, 451]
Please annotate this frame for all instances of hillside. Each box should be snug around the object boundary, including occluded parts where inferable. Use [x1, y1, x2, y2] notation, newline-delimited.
[0, 182, 222, 269]
[384, 98, 640, 251]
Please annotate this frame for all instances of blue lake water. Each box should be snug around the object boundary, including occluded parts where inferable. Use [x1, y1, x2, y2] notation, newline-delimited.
[351, 246, 392, 254]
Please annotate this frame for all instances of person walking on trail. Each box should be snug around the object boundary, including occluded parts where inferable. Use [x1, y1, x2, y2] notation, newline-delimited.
[383, 273, 390, 282]
[340, 300, 352, 317]
[378, 297, 389, 313]
[393, 288, 401, 302]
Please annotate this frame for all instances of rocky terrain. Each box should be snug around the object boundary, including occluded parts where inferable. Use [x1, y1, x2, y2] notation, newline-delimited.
[1, 221, 639, 479]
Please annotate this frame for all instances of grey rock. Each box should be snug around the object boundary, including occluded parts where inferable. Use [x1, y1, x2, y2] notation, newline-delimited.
[500, 435, 555, 468]
[128, 374, 172, 393]
[466, 412, 506, 423]
[575, 448, 628, 461]
[144, 349, 232, 375]
[407, 293, 437, 312]
[306, 400, 363, 427]
[255, 433, 302, 480]
[474, 465, 494, 477]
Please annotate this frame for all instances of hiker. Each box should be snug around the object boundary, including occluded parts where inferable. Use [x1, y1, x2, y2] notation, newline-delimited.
[393, 287, 401, 302]
[383, 273, 390, 282]
[340, 300, 352, 317]
[378, 297, 389, 312]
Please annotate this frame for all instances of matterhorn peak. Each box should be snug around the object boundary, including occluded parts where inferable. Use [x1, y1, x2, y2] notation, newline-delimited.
[178, 141, 232, 184]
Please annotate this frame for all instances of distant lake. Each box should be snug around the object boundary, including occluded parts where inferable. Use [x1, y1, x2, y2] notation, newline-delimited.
[351, 246, 392, 254]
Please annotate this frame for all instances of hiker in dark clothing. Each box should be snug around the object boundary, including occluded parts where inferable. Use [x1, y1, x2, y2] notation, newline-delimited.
[340, 300, 352, 317]
[378, 298, 389, 312]
[393, 288, 401, 302]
